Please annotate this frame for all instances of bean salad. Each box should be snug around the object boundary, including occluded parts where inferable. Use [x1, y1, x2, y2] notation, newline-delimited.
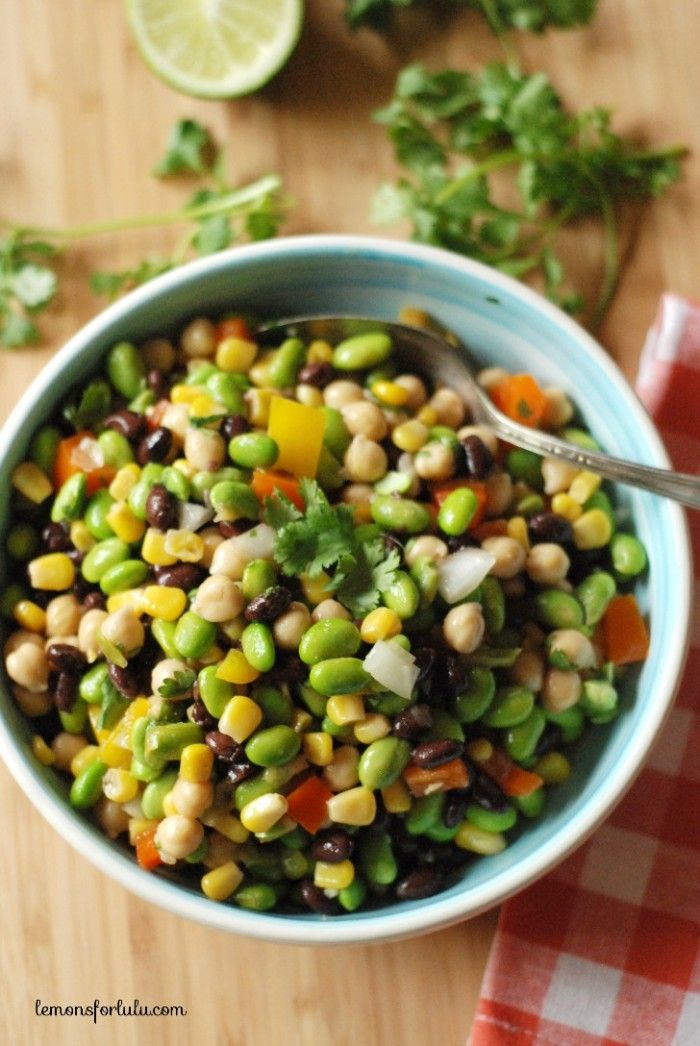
[2, 307, 650, 914]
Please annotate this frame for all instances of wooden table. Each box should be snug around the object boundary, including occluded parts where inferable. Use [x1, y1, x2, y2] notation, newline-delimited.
[1, 2, 698, 1043]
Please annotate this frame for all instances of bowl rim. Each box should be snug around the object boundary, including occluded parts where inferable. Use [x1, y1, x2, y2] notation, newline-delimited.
[0, 233, 691, 945]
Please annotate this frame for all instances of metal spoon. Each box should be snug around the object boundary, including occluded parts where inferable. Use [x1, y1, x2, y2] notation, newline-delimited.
[260, 315, 700, 510]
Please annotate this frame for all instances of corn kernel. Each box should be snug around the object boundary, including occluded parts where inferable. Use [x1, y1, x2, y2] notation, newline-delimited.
[70, 744, 101, 777]
[307, 339, 334, 364]
[67, 521, 94, 554]
[218, 693, 263, 740]
[326, 694, 365, 726]
[180, 743, 214, 784]
[102, 767, 139, 803]
[572, 508, 612, 550]
[141, 585, 187, 622]
[164, 529, 204, 563]
[88, 705, 111, 743]
[141, 528, 177, 566]
[314, 859, 355, 890]
[32, 734, 55, 766]
[106, 502, 146, 544]
[11, 462, 52, 503]
[354, 713, 391, 745]
[109, 463, 141, 501]
[392, 419, 429, 454]
[189, 394, 226, 421]
[327, 786, 376, 826]
[360, 607, 402, 644]
[106, 589, 147, 616]
[161, 791, 178, 817]
[568, 470, 602, 505]
[534, 751, 571, 784]
[202, 810, 250, 843]
[171, 383, 205, 404]
[128, 818, 158, 846]
[455, 822, 506, 855]
[248, 356, 272, 388]
[216, 336, 258, 373]
[173, 458, 197, 480]
[296, 384, 324, 408]
[398, 306, 431, 328]
[551, 493, 582, 522]
[245, 388, 273, 428]
[28, 553, 75, 591]
[372, 380, 410, 408]
[303, 731, 334, 766]
[216, 651, 260, 686]
[13, 600, 46, 633]
[291, 708, 313, 734]
[465, 738, 493, 763]
[416, 405, 438, 427]
[99, 738, 132, 769]
[506, 516, 530, 551]
[240, 793, 288, 834]
[301, 571, 332, 605]
[201, 860, 244, 901]
[381, 778, 412, 814]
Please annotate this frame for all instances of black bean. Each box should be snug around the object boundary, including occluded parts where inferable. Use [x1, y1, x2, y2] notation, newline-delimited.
[205, 731, 246, 763]
[146, 483, 178, 531]
[244, 586, 292, 623]
[152, 563, 206, 590]
[446, 535, 476, 553]
[461, 434, 494, 480]
[299, 879, 338, 915]
[137, 426, 172, 465]
[533, 721, 563, 758]
[395, 867, 444, 901]
[28, 589, 51, 609]
[82, 591, 106, 611]
[392, 703, 433, 740]
[42, 521, 71, 552]
[53, 672, 78, 713]
[416, 842, 467, 872]
[108, 662, 141, 698]
[443, 789, 471, 828]
[471, 770, 510, 812]
[226, 763, 256, 786]
[411, 739, 463, 769]
[103, 410, 147, 442]
[146, 369, 169, 400]
[528, 512, 573, 545]
[189, 700, 217, 732]
[413, 647, 436, 690]
[218, 520, 256, 538]
[282, 766, 316, 795]
[311, 830, 355, 864]
[270, 653, 306, 684]
[73, 575, 98, 601]
[430, 654, 465, 704]
[297, 361, 334, 388]
[221, 415, 250, 441]
[67, 548, 84, 566]
[46, 643, 87, 674]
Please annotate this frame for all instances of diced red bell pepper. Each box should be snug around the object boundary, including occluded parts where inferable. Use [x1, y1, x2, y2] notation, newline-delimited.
[602, 594, 650, 665]
[477, 746, 543, 797]
[286, 775, 333, 834]
[251, 469, 305, 511]
[402, 758, 471, 798]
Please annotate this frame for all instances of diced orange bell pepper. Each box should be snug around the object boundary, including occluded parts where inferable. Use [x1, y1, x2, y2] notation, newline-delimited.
[602, 594, 650, 665]
[251, 468, 305, 511]
[432, 479, 487, 529]
[402, 758, 471, 798]
[476, 746, 543, 797]
[216, 315, 252, 343]
[53, 433, 115, 495]
[286, 775, 333, 834]
[471, 518, 509, 542]
[135, 826, 162, 871]
[490, 374, 548, 429]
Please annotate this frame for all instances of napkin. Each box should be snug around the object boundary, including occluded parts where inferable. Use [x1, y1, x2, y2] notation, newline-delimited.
[470, 293, 700, 1046]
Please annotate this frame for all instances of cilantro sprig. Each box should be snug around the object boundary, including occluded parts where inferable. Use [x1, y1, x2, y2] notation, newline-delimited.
[345, 0, 597, 33]
[372, 63, 686, 326]
[0, 119, 288, 348]
[264, 479, 401, 618]
[158, 669, 197, 698]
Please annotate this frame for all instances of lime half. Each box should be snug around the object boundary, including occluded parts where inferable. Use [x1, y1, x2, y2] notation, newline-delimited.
[126, 0, 304, 99]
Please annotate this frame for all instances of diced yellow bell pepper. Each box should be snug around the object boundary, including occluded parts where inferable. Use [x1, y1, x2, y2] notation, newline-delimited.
[267, 395, 325, 478]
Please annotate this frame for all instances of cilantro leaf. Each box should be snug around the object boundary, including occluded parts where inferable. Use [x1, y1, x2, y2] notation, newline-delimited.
[263, 492, 303, 530]
[11, 263, 57, 310]
[334, 543, 401, 618]
[153, 119, 217, 177]
[158, 669, 197, 698]
[0, 311, 39, 348]
[89, 258, 173, 299]
[345, 0, 598, 33]
[63, 379, 112, 431]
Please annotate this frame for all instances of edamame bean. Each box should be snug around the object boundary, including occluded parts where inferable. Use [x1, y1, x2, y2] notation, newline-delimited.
[282, 849, 312, 880]
[241, 560, 277, 600]
[322, 407, 352, 459]
[70, 759, 108, 808]
[561, 427, 600, 451]
[424, 821, 460, 843]
[129, 389, 156, 414]
[333, 332, 392, 371]
[315, 446, 344, 492]
[85, 489, 117, 539]
[144, 722, 204, 763]
[151, 619, 180, 659]
[482, 685, 535, 728]
[359, 830, 398, 885]
[268, 338, 306, 388]
[299, 619, 361, 665]
[481, 576, 505, 633]
[516, 788, 546, 818]
[6, 523, 38, 560]
[357, 737, 411, 790]
[160, 467, 191, 502]
[245, 726, 301, 767]
[51, 473, 87, 524]
[381, 571, 420, 620]
[297, 684, 328, 717]
[339, 877, 368, 912]
[374, 471, 412, 496]
[252, 685, 293, 726]
[371, 496, 430, 534]
[82, 538, 130, 583]
[210, 481, 260, 521]
[206, 372, 246, 413]
[106, 341, 146, 399]
[228, 433, 279, 471]
[79, 662, 109, 704]
[575, 571, 616, 626]
[234, 774, 274, 811]
[428, 425, 460, 450]
[309, 658, 370, 696]
[234, 882, 279, 911]
[59, 700, 88, 734]
[466, 803, 517, 832]
[141, 768, 179, 820]
[438, 487, 479, 536]
[97, 429, 134, 468]
[534, 589, 584, 630]
[100, 559, 149, 595]
[197, 665, 235, 718]
[409, 556, 439, 608]
[545, 705, 585, 743]
[426, 709, 464, 742]
[610, 533, 647, 577]
[129, 717, 163, 781]
[241, 622, 276, 673]
[504, 706, 546, 761]
[191, 467, 245, 502]
[506, 449, 543, 489]
[580, 679, 618, 717]
[186, 363, 218, 386]
[30, 426, 62, 474]
[173, 612, 217, 660]
[453, 667, 496, 723]
[406, 793, 444, 836]
[516, 493, 545, 516]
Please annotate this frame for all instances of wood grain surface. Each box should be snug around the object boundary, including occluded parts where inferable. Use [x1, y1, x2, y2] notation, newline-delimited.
[1, 2, 698, 1044]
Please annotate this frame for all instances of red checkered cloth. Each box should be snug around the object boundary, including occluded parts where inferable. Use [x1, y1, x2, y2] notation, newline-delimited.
[471, 293, 700, 1046]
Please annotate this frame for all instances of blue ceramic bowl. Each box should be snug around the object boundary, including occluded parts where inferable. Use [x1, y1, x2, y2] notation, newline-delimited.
[0, 236, 691, 944]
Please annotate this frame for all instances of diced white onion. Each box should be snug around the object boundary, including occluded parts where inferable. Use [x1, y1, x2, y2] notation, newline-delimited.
[230, 523, 276, 561]
[363, 640, 420, 701]
[437, 547, 496, 604]
[178, 501, 214, 532]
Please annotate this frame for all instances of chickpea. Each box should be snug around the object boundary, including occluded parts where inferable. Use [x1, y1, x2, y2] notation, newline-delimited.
[77, 608, 108, 661]
[296, 384, 324, 408]
[45, 594, 82, 637]
[323, 380, 364, 409]
[151, 658, 191, 697]
[191, 575, 245, 623]
[341, 400, 388, 441]
[414, 441, 455, 482]
[13, 684, 52, 718]
[548, 629, 597, 670]
[322, 745, 360, 792]
[51, 731, 88, 771]
[457, 424, 500, 458]
[4, 630, 44, 657]
[341, 483, 374, 509]
[482, 536, 527, 579]
[101, 607, 145, 658]
[542, 668, 582, 712]
[6, 643, 49, 692]
[477, 366, 509, 391]
[210, 539, 249, 581]
[203, 831, 237, 870]
[180, 317, 217, 358]
[184, 427, 226, 472]
[312, 599, 352, 622]
[510, 650, 544, 692]
[199, 526, 224, 569]
[428, 388, 466, 428]
[343, 435, 388, 483]
[171, 778, 214, 819]
[383, 409, 410, 433]
[155, 814, 204, 860]
[95, 797, 130, 840]
[141, 337, 176, 373]
[443, 603, 485, 655]
[273, 601, 312, 651]
[404, 535, 448, 567]
[542, 386, 574, 429]
[160, 403, 190, 442]
[526, 543, 570, 585]
[394, 373, 428, 411]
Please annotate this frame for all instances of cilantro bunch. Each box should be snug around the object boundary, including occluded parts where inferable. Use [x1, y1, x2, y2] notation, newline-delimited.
[372, 63, 686, 326]
[345, 0, 597, 33]
[264, 479, 401, 618]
